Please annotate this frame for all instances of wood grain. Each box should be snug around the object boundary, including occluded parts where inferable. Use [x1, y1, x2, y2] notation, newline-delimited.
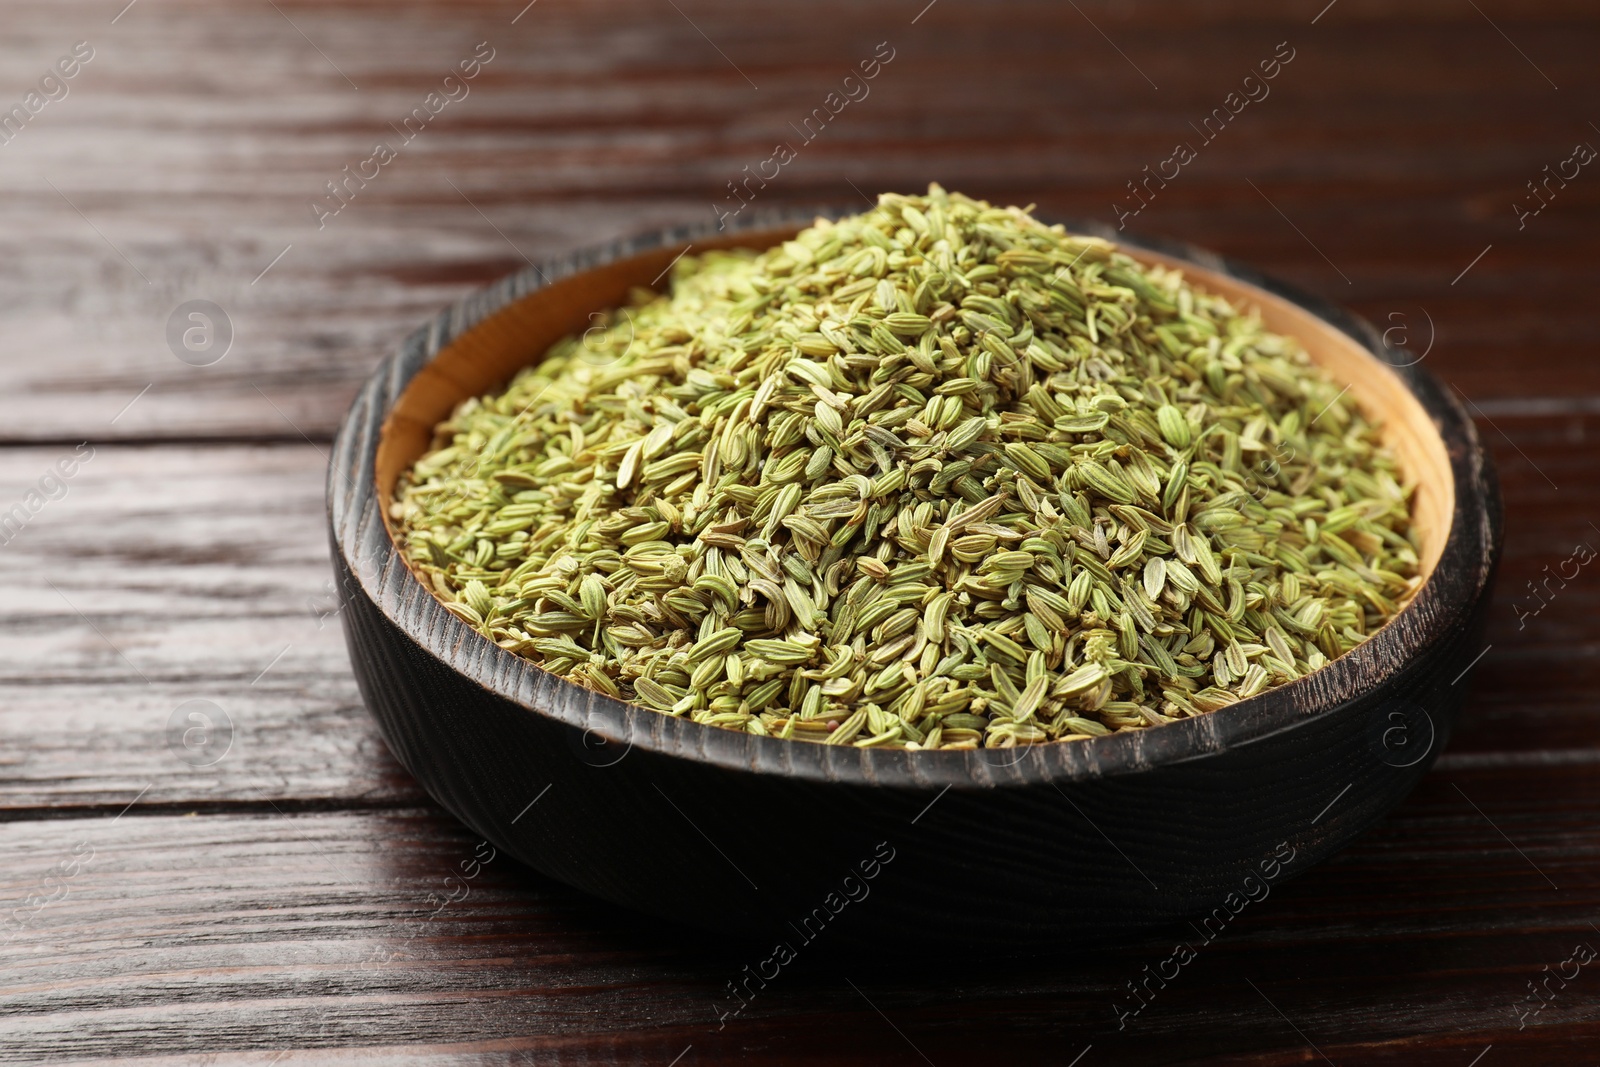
[0, 445, 416, 813]
[0, 0, 1594, 440]
[0, 0, 1596, 1059]
[2, 766, 1598, 1065]
[0, 426, 1586, 814]
[0, 427, 1580, 816]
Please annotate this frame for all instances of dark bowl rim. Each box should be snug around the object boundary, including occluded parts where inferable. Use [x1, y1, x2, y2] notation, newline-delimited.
[329, 202, 1497, 791]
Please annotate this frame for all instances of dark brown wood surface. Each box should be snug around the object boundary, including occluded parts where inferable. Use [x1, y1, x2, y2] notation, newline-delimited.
[1, 0, 1596, 1062]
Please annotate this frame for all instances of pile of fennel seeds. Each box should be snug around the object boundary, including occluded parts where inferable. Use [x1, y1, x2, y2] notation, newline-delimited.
[392, 185, 1421, 751]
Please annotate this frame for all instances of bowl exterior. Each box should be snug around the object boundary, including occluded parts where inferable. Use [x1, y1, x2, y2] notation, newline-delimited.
[328, 212, 1501, 949]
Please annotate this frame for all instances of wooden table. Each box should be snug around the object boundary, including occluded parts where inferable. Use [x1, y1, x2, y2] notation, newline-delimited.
[2, 1, 1596, 1062]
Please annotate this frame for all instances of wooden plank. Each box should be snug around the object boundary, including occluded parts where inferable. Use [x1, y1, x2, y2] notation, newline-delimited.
[0, 444, 418, 811]
[0, 404, 1593, 809]
[2, 765, 1598, 1064]
[0, 1, 1593, 440]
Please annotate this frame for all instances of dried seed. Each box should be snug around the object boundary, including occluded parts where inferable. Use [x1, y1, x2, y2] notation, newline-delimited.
[1142, 556, 1167, 600]
[396, 185, 1417, 751]
[1156, 404, 1191, 449]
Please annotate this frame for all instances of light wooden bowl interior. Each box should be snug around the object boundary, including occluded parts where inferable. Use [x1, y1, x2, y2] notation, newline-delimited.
[376, 229, 1454, 591]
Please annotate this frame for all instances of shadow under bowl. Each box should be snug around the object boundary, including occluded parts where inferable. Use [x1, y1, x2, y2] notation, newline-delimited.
[328, 208, 1501, 951]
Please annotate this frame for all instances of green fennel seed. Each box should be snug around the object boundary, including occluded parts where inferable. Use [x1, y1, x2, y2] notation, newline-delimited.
[392, 185, 1421, 751]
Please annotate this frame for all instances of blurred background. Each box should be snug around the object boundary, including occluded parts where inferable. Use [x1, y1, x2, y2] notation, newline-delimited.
[1, 1, 1596, 1063]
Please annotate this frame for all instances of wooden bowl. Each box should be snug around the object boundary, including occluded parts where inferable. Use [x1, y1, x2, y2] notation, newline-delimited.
[328, 209, 1501, 951]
